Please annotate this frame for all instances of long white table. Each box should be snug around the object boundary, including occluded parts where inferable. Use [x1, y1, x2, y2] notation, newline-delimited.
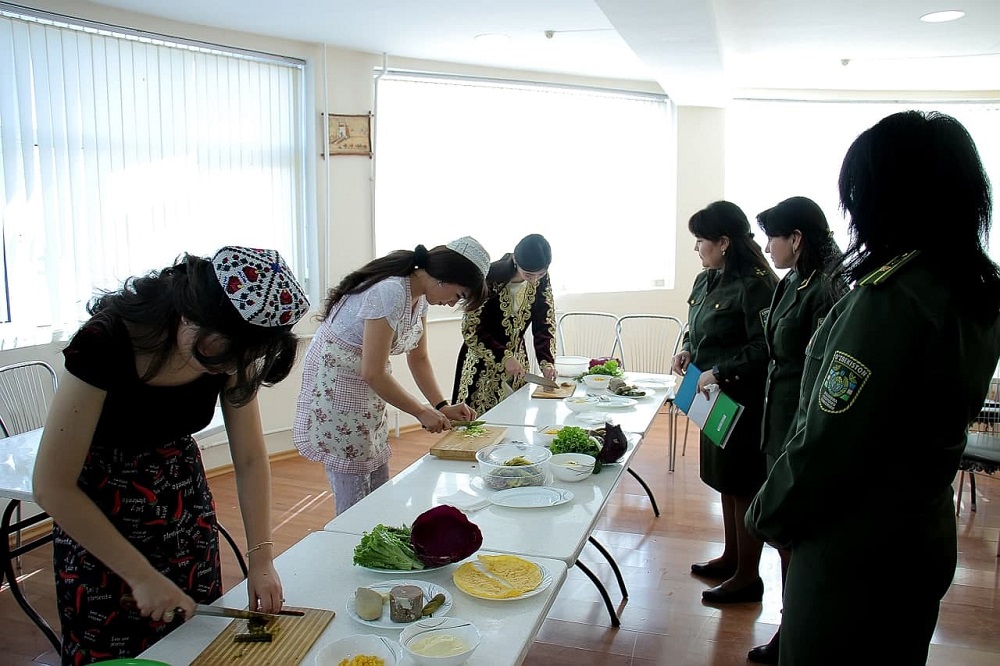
[139, 530, 567, 666]
[480, 372, 674, 436]
[325, 427, 642, 626]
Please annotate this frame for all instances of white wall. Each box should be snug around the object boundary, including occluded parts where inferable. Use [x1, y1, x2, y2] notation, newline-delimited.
[2, 1, 725, 470]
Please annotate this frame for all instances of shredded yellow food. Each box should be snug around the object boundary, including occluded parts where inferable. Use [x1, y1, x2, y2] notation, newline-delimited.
[453, 554, 543, 599]
[337, 655, 385, 666]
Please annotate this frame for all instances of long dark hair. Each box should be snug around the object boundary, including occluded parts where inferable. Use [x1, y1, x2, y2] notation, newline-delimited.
[88, 254, 299, 406]
[756, 196, 843, 278]
[689, 200, 776, 280]
[321, 244, 488, 318]
[486, 234, 553, 284]
[836, 110, 999, 316]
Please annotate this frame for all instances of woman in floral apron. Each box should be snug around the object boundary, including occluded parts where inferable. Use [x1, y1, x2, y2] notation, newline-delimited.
[294, 237, 489, 515]
[33, 247, 309, 665]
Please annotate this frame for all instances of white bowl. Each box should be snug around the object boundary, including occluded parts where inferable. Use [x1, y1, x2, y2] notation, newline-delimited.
[315, 634, 402, 666]
[534, 424, 565, 446]
[399, 616, 481, 666]
[549, 453, 597, 482]
[581, 374, 613, 391]
[554, 355, 589, 377]
[563, 396, 601, 413]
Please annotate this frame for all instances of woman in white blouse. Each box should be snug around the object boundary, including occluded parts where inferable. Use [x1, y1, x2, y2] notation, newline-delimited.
[294, 237, 489, 515]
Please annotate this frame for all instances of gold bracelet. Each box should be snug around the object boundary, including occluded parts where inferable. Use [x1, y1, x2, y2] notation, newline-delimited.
[244, 541, 274, 560]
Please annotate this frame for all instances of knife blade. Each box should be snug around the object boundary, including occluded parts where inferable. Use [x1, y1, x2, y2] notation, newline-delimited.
[523, 372, 560, 389]
[193, 604, 284, 622]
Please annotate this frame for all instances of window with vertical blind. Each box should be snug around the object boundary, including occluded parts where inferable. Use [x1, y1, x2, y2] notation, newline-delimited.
[0, 4, 308, 346]
[373, 73, 676, 297]
[725, 99, 1000, 268]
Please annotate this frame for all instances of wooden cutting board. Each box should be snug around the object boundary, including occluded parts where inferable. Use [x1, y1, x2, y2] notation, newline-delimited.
[531, 381, 577, 399]
[191, 607, 334, 665]
[429, 426, 507, 460]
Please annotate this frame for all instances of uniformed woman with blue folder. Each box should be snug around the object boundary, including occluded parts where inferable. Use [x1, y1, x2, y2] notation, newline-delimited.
[672, 200, 778, 603]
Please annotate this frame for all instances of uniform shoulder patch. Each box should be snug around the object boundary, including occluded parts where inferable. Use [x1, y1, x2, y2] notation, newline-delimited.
[818, 351, 871, 413]
[759, 307, 770, 328]
[858, 251, 920, 287]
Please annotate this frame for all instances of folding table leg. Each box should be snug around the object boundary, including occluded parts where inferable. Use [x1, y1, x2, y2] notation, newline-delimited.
[587, 536, 628, 599]
[626, 468, 660, 517]
[574, 560, 621, 627]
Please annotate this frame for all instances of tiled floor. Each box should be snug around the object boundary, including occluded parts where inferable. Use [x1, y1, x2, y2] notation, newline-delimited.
[3, 411, 999, 665]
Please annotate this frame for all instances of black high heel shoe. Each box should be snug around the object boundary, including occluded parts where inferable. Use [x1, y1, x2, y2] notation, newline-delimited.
[747, 628, 780, 664]
[701, 577, 764, 603]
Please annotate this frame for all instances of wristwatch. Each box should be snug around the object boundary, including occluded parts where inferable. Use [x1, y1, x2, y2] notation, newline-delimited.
[711, 365, 721, 380]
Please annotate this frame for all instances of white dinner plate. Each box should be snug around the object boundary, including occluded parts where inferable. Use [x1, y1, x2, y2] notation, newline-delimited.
[489, 486, 574, 508]
[453, 560, 554, 601]
[346, 579, 453, 629]
[596, 396, 638, 408]
[356, 562, 446, 574]
[634, 378, 676, 390]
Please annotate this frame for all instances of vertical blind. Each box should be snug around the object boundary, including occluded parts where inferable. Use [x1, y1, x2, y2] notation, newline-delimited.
[373, 73, 676, 296]
[0, 6, 306, 342]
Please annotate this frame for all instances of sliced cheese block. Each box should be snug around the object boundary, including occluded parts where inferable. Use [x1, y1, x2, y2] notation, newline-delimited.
[354, 586, 384, 621]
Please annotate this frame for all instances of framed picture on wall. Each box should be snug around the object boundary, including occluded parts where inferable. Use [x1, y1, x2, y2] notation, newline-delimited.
[327, 113, 372, 156]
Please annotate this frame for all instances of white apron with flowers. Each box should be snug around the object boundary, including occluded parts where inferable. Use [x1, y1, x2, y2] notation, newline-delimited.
[293, 278, 426, 474]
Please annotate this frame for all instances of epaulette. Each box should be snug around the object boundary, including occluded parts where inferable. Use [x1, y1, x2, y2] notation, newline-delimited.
[858, 251, 920, 287]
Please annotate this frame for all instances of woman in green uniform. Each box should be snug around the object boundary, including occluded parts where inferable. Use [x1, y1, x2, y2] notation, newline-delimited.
[453, 234, 557, 414]
[672, 200, 778, 603]
[747, 111, 1000, 665]
[747, 197, 846, 663]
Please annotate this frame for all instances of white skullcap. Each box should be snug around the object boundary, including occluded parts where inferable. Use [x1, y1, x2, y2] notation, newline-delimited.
[445, 236, 491, 277]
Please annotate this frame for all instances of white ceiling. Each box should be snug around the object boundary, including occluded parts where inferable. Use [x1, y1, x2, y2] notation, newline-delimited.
[84, 0, 1000, 105]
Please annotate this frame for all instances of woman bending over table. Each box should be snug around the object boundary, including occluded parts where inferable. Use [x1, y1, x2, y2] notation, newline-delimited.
[33, 247, 308, 665]
[294, 237, 489, 516]
[746, 196, 846, 663]
[453, 233, 557, 414]
[672, 201, 777, 604]
[747, 111, 1000, 665]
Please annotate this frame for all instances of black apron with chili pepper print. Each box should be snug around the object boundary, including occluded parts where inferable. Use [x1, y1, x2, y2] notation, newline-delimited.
[55, 316, 229, 665]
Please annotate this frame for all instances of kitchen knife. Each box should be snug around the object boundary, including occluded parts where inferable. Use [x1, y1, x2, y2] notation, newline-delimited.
[192, 604, 284, 622]
[120, 595, 292, 622]
[523, 372, 560, 389]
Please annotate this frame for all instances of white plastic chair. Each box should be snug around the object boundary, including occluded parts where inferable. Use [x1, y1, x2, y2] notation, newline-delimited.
[0, 361, 59, 437]
[615, 314, 685, 374]
[556, 311, 620, 359]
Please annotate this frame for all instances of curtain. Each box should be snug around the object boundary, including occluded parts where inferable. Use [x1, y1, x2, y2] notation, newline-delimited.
[0, 7, 305, 340]
[373, 74, 676, 296]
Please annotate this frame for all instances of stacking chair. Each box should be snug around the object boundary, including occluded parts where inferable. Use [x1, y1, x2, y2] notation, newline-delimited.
[556, 311, 620, 359]
[615, 314, 684, 374]
[557, 313, 664, 515]
[0, 361, 59, 437]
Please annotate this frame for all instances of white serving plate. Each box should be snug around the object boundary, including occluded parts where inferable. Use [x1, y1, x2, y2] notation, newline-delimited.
[488, 486, 574, 508]
[347, 579, 453, 629]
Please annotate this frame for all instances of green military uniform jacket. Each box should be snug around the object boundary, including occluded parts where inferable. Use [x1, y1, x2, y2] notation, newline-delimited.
[761, 269, 842, 468]
[682, 267, 777, 495]
[747, 252, 1000, 664]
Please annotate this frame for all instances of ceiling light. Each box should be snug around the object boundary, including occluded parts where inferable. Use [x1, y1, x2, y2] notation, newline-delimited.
[919, 10, 966, 23]
[474, 33, 510, 46]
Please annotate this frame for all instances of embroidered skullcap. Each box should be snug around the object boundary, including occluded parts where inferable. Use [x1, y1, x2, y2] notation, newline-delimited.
[445, 236, 491, 278]
[211, 246, 309, 327]
[514, 234, 552, 272]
